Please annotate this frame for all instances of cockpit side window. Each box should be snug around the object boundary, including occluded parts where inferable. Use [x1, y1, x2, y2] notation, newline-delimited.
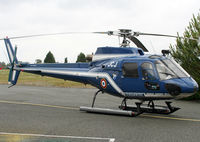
[141, 62, 156, 80]
[155, 60, 178, 80]
[122, 63, 139, 78]
[155, 59, 189, 80]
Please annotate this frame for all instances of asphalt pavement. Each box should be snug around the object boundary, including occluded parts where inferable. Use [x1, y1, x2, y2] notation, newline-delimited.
[0, 85, 200, 142]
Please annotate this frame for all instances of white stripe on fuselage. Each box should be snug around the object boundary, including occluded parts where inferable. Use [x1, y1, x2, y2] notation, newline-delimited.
[41, 70, 125, 96]
[21, 68, 192, 99]
[92, 54, 136, 61]
[143, 93, 192, 99]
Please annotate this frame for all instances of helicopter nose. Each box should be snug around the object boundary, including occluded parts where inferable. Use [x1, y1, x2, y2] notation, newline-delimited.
[177, 77, 198, 98]
[181, 77, 198, 93]
[164, 77, 198, 98]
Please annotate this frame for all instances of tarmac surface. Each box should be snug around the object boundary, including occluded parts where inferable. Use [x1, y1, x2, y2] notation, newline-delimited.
[0, 85, 200, 142]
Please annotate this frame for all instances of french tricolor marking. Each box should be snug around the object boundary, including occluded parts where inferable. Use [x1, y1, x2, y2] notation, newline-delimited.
[100, 78, 107, 89]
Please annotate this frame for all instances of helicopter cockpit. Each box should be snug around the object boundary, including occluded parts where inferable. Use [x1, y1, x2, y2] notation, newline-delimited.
[155, 58, 190, 80]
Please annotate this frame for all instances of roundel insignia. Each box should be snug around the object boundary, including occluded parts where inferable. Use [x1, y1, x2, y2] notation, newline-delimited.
[100, 78, 107, 89]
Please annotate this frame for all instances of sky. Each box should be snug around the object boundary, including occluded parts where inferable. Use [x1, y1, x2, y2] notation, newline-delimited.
[0, 0, 199, 63]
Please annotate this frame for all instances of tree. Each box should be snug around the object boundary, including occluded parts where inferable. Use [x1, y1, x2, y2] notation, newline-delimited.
[76, 52, 86, 63]
[44, 51, 56, 63]
[0, 62, 6, 69]
[35, 59, 42, 64]
[170, 13, 200, 99]
[64, 57, 68, 63]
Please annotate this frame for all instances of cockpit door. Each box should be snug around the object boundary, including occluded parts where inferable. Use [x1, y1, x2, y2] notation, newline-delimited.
[141, 62, 160, 91]
[120, 62, 143, 92]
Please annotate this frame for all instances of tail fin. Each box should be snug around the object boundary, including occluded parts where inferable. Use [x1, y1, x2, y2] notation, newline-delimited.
[4, 38, 20, 87]
[4, 38, 18, 64]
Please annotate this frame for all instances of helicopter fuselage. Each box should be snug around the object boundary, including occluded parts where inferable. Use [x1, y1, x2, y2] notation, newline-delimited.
[17, 48, 198, 101]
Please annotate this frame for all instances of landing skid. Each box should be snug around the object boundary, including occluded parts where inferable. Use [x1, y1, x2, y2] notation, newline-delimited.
[80, 106, 134, 116]
[119, 101, 180, 116]
[80, 90, 180, 117]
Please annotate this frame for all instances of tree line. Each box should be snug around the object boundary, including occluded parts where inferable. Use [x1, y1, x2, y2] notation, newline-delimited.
[0, 52, 87, 69]
[40, 51, 87, 63]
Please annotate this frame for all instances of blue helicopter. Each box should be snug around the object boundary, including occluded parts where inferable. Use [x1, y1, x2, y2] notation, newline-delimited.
[1, 29, 199, 116]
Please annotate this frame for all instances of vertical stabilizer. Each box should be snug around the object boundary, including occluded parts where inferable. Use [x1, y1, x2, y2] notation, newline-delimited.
[4, 38, 18, 64]
[4, 38, 20, 87]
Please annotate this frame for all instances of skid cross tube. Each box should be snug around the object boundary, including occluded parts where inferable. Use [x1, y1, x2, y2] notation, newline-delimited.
[120, 97, 127, 110]
[91, 90, 102, 107]
[148, 100, 155, 109]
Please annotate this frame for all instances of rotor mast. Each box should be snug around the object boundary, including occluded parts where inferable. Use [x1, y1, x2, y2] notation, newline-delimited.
[118, 29, 132, 47]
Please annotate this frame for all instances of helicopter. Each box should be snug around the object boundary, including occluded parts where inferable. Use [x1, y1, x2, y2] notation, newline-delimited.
[1, 29, 199, 116]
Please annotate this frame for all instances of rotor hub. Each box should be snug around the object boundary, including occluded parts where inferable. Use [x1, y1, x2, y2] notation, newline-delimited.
[118, 29, 132, 47]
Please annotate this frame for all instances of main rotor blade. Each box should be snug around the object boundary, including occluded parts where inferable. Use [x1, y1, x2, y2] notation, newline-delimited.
[134, 32, 199, 41]
[93, 32, 109, 34]
[135, 32, 178, 38]
[0, 32, 92, 40]
[93, 31, 120, 36]
[128, 36, 149, 52]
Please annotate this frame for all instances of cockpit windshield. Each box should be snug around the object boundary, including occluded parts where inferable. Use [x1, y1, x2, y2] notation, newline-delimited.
[155, 59, 190, 80]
